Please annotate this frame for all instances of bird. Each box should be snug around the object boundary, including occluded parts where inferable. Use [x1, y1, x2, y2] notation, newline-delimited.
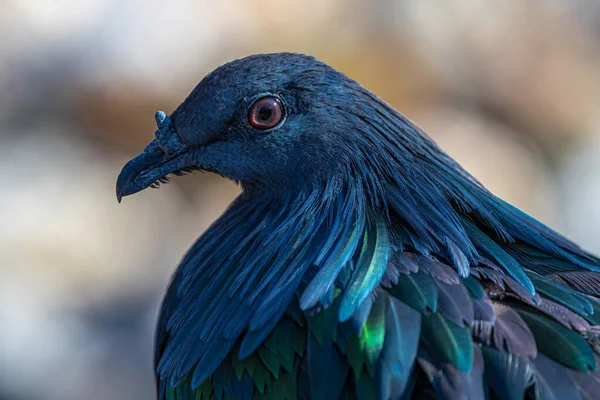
[116, 53, 600, 399]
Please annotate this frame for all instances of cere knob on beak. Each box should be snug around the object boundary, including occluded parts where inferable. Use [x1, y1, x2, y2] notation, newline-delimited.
[116, 111, 192, 202]
[154, 111, 188, 156]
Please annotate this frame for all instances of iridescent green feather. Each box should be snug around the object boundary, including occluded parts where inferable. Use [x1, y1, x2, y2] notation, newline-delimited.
[346, 331, 367, 378]
[462, 275, 485, 300]
[360, 293, 386, 375]
[258, 346, 281, 378]
[421, 312, 474, 372]
[339, 220, 391, 322]
[306, 295, 340, 345]
[386, 270, 438, 314]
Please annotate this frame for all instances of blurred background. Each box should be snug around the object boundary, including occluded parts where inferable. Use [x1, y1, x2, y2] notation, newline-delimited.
[2, 1, 600, 399]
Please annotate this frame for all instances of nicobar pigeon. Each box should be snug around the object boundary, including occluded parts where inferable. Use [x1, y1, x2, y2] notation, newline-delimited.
[117, 53, 600, 400]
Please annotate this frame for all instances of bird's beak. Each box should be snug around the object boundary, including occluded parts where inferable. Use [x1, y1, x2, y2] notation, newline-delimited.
[116, 111, 192, 202]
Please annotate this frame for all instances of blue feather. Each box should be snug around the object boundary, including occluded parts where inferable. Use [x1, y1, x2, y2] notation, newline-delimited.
[435, 280, 474, 327]
[417, 346, 485, 400]
[461, 217, 535, 295]
[481, 346, 534, 400]
[212, 362, 232, 400]
[230, 372, 254, 400]
[445, 237, 470, 277]
[387, 252, 419, 276]
[190, 338, 233, 388]
[306, 332, 349, 400]
[348, 292, 373, 335]
[387, 270, 438, 314]
[532, 354, 583, 400]
[417, 256, 459, 285]
[569, 358, 600, 400]
[239, 292, 293, 359]
[472, 302, 537, 357]
[376, 296, 421, 399]
[300, 208, 365, 311]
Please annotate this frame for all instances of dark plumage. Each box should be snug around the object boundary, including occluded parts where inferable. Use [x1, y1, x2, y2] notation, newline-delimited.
[116, 53, 600, 399]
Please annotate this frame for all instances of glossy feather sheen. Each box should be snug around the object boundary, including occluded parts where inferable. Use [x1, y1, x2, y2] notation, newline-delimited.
[517, 309, 596, 372]
[115, 53, 600, 399]
[421, 312, 474, 372]
[376, 297, 421, 399]
[339, 221, 391, 322]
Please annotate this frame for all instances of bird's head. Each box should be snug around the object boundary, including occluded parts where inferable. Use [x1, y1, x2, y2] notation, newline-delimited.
[117, 53, 392, 201]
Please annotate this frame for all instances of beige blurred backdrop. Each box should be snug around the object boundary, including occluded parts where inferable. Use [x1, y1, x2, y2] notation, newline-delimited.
[1, 1, 600, 399]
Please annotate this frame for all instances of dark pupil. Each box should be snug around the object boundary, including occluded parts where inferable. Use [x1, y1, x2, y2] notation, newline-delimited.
[257, 105, 273, 121]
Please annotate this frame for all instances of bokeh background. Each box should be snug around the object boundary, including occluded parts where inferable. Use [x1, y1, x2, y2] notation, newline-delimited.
[2, 1, 600, 399]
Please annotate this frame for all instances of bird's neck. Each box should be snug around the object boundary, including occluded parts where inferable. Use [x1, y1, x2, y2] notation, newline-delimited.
[171, 182, 373, 304]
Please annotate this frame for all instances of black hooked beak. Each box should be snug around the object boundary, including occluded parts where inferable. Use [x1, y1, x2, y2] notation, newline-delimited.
[116, 111, 192, 202]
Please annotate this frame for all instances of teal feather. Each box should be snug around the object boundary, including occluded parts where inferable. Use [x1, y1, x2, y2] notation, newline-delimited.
[198, 378, 213, 399]
[278, 346, 294, 375]
[525, 271, 593, 316]
[242, 353, 260, 379]
[386, 270, 437, 314]
[354, 373, 377, 400]
[584, 297, 600, 326]
[270, 370, 298, 400]
[339, 220, 391, 322]
[420, 312, 474, 372]
[518, 309, 596, 372]
[289, 324, 305, 357]
[231, 352, 245, 381]
[251, 362, 270, 394]
[286, 299, 306, 327]
[462, 276, 485, 300]
[305, 294, 340, 345]
[257, 346, 281, 378]
[263, 319, 290, 354]
[345, 329, 367, 378]
[377, 296, 421, 399]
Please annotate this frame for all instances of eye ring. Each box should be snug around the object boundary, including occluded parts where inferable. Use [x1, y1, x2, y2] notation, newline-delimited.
[247, 96, 285, 130]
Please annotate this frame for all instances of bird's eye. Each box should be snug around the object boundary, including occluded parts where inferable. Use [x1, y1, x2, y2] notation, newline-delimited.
[247, 96, 285, 130]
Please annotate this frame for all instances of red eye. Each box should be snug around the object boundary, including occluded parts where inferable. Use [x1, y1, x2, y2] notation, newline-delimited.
[248, 96, 284, 130]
